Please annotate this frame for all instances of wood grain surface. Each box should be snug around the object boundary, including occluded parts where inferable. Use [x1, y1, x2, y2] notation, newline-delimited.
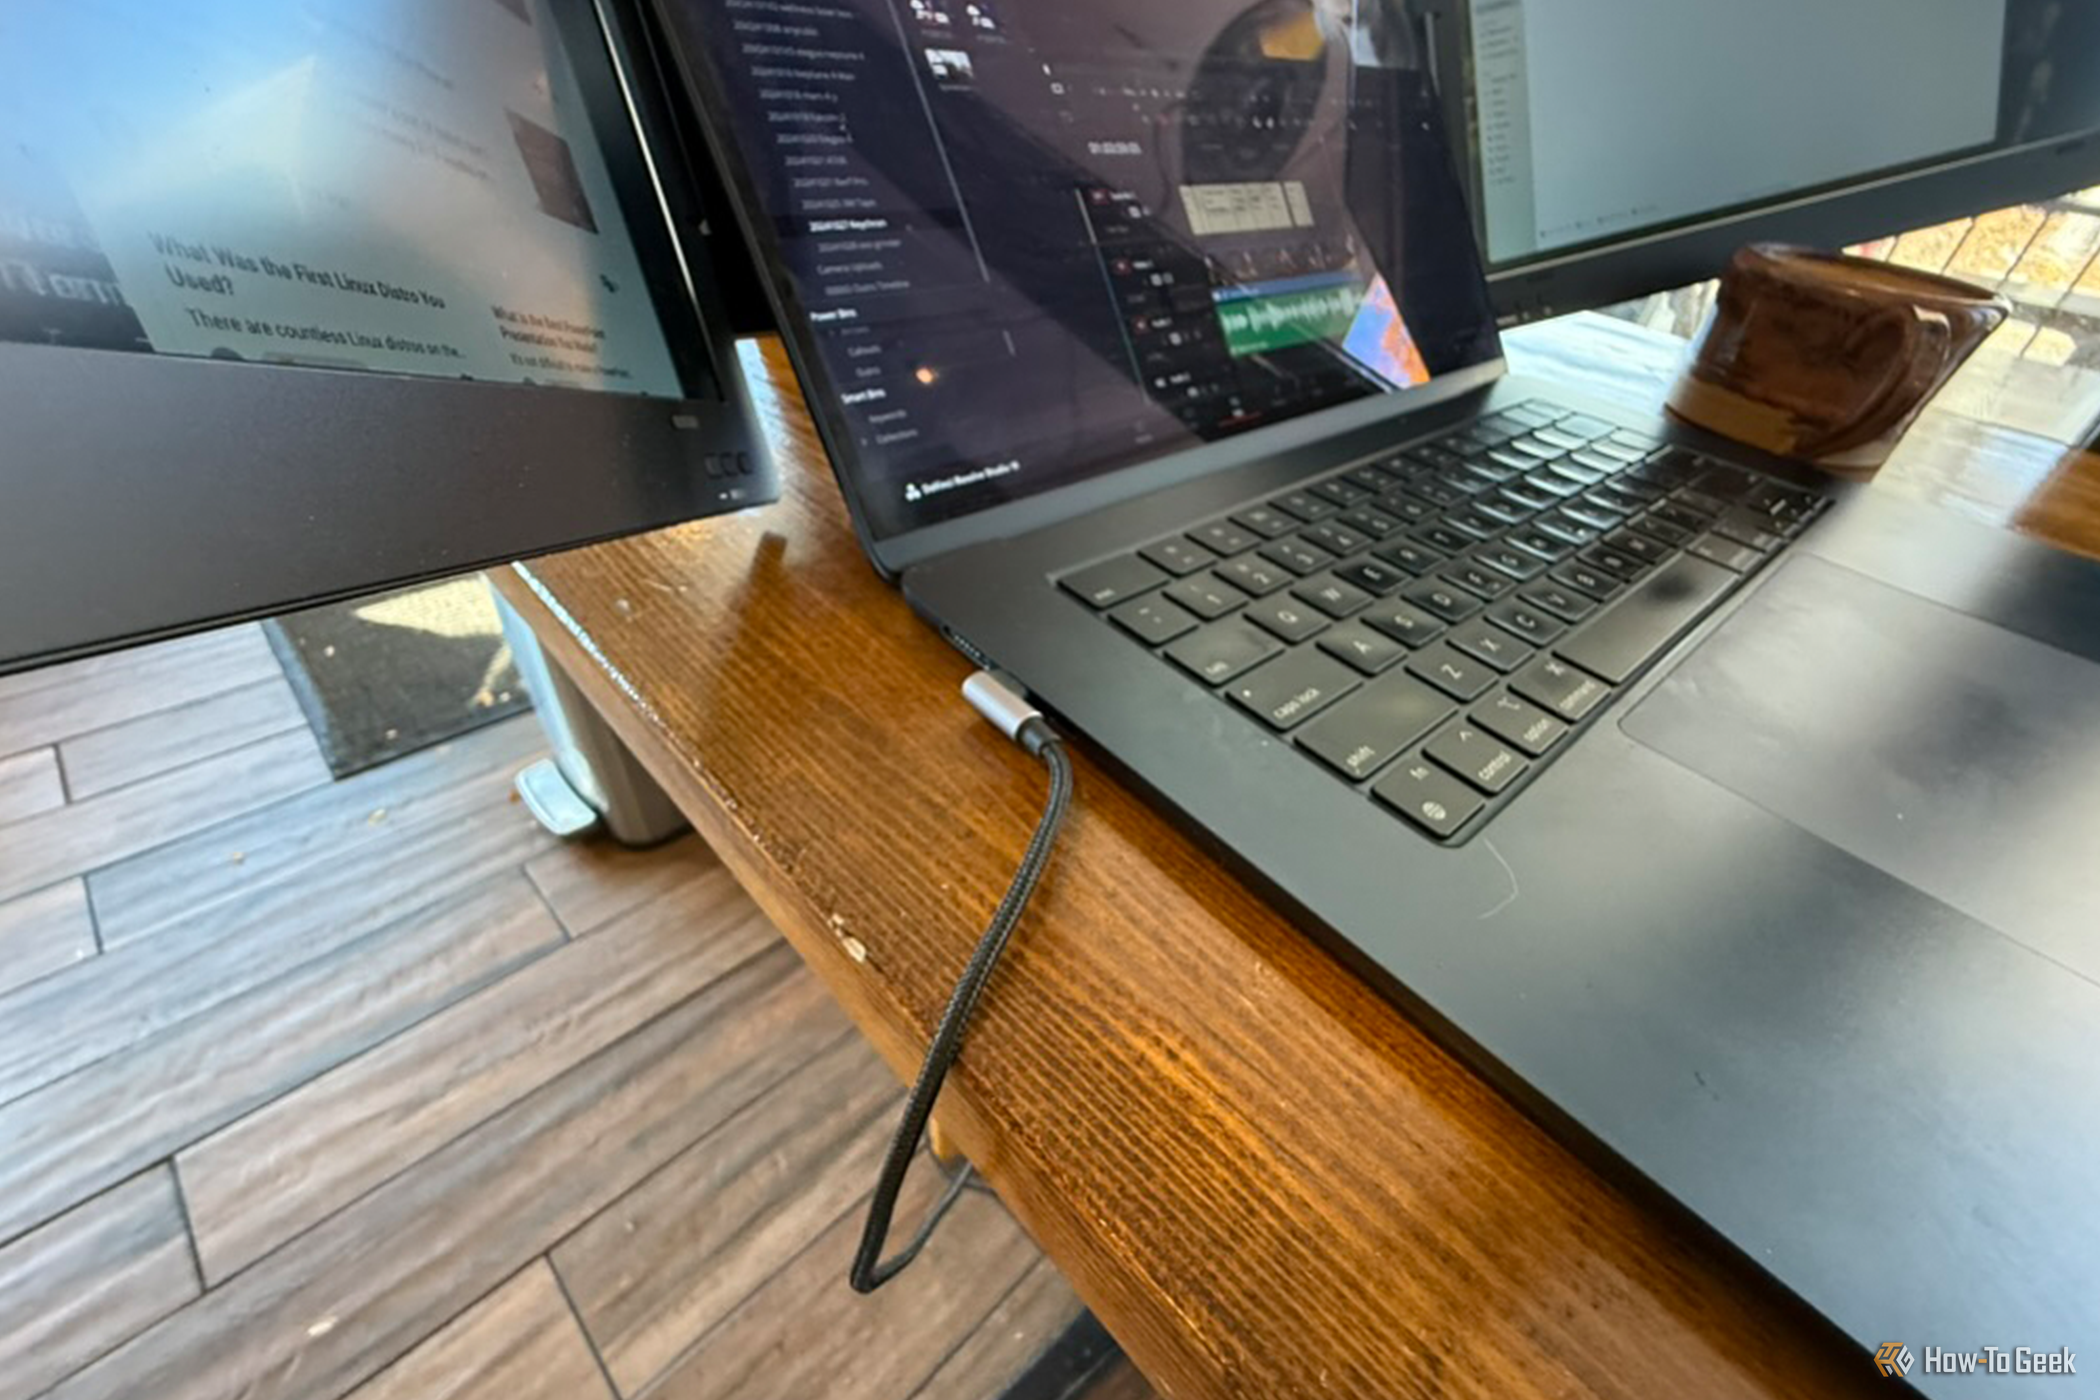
[0, 879, 96, 999]
[492, 334, 2069, 1399]
[0, 1169, 198, 1400]
[340, 1263, 612, 1400]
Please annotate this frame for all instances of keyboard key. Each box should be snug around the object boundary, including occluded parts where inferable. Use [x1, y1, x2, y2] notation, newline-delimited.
[1110, 595, 1199, 645]
[1191, 520, 1260, 555]
[1509, 434, 1565, 461]
[1417, 523, 1474, 554]
[1373, 758, 1485, 838]
[1606, 427, 1658, 451]
[1473, 691, 1568, 757]
[1312, 477, 1373, 507]
[1061, 555, 1166, 608]
[1532, 426, 1589, 452]
[1142, 537, 1216, 576]
[1272, 490, 1338, 522]
[1533, 514, 1597, 548]
[1512, 655, 1610, 721]
[1485, 446, 1538, 474]
[1590, 486, 1648, 516]
[1648, 500, 1714, 533]
[1442, 564, 1513, 601]
[1303, 521, 1371, 556]
[1403, 579, 1481, 623]
[1550, 560, 1623, 602]
[1339, 505, 1403, 538]
[1694, 464, 1757, 499]
[1523, 470, 1582, 499]
[1460, 458, 1519, 486]
[1407, 642, 1496, 700]
[1521, 583, 1596, 624]
[1293, 573, 1373, 618]
[1318, 620, 1409, 675]
[1497, 403, 1559, 430]
[1363, 600, 1445, 647]
[1552, 553, 1736, 685]
[1742, 481, 1821, 521]
[1714, 507, 1786, 551]
[1478, 544, 1546, 581]
[1165, 618, 1281, 685]
[1561, 499, 1623, 531]
[1413, 478, 1467, 508]
[1244, 595, 1331, 642]
[1216, 556, 1292, 597]
[1485, 599, 1566, 645]
[1335, 559, 1411, 596]
[1629, 515, 1694, 548]
[1568, 447, 1626, 475]
[1260, 537, 1333, 576]
[1376, 491, 1437, 524]
[1427, 722, 1529, 795]
[1559, 414, 1615, 438]
[1164, 572, 1249, 620]
[1297, 675, 1455, 782]
[1231, 505, 1298, 539]
[1507, 528, 1571, 561]
[1374, 539, 1446, 576]
[1446, 618, 1533, 672]
[1228, 650, 1360, 731]
[1578, 544, 1648, 583]
[1444, 507, 1504, 540]
[1688, 534, 1763, 573]
[1472, 495, 1528, 526]
[1605, 528, 1670, 566]
[1343, 464, 1402, 493]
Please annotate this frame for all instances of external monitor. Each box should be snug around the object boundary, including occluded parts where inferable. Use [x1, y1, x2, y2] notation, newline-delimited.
[1424, 0, 2100, 320]
[0, 0, 777, 675]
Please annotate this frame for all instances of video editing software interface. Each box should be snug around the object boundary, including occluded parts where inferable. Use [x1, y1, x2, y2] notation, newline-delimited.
[1, 0, 696, 400]
[670, 0, 1501, 537]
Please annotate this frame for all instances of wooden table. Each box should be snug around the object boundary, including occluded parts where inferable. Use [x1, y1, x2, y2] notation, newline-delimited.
[491, 317, 2099, 1400]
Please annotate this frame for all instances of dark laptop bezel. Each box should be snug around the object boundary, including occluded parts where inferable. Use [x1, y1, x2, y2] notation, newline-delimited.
[642, 1, 1509, 581]
[0, 0, 779, 676]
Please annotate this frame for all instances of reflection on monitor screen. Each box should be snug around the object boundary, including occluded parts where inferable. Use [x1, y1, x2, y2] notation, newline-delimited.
[1467, 0, 2010, 264]
[0, 0, 684, 397]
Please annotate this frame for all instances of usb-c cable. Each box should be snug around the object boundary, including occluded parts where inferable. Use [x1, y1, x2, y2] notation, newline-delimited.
[849, 672, 1073, 1292]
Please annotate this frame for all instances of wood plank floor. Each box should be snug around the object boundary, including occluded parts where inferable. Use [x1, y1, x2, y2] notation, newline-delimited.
[0, 620, 1150, 1400]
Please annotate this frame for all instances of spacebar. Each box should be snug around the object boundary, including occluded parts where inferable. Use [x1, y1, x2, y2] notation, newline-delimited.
[1554, 554, 1738, 684]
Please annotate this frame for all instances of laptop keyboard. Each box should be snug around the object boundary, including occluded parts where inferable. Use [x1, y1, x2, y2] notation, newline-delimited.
[1056, 400, 1828, 842]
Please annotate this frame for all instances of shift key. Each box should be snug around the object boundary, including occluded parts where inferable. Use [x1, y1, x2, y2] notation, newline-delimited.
[1296, 674, 1455, 781]
[1554, 553, 1735, 683]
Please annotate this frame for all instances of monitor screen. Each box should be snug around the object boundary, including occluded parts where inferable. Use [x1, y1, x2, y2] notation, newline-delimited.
[1458, 0, 2100, 273]
[657, 0, 1503, 540]
[1, 0, 689, 399]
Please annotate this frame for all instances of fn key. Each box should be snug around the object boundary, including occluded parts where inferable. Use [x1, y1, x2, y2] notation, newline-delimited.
[1373, 759, 1484, 838]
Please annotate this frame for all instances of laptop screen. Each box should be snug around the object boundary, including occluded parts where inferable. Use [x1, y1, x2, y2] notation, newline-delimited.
[1, 0, 695, 401]
[661, 0, 1502, 540]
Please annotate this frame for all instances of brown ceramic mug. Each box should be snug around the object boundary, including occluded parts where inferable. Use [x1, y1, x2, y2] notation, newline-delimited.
[1667, 244, 2009, 473]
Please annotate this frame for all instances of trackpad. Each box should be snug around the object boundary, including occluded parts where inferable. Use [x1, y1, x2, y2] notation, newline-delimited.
[1623, 555, 2100, 976]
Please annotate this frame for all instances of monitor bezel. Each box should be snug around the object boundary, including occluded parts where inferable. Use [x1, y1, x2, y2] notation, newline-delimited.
[0, 0, 779, 676]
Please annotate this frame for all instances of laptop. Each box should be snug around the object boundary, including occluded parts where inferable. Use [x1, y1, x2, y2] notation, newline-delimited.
[644, 0, 2100, 1385]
